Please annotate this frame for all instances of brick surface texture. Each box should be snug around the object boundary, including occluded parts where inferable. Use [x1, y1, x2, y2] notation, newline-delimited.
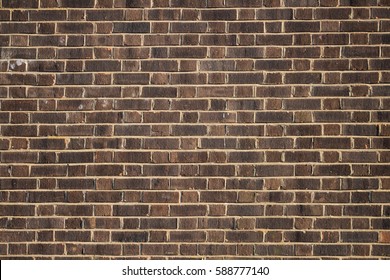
[0, 0, 389, 259]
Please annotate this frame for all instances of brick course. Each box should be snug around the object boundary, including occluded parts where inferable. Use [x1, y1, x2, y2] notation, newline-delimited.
[0, 0, 389, 259]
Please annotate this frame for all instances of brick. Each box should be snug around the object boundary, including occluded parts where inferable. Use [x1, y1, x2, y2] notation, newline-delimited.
[228, 73, 263, 84]
[201, 10, 237, 20]
[113, 22, 150, 33]
[171, 23, 207, 33]
[113, 205, 149, 216]
[285, 47, 320, 58]
[256, 218, 293, 229]
[113, 74, 149, 85]
[255, 60, 292, 71]
[255, 245, 294, 256]
[226, 231, 262, 242]
[314, 138, 351, 149]
[284, 231, 321, 242]
[313, 165, 351, 176]
[285, 21, 320, 32]
[285, 73, 322, 84]
[343, 125, 378, 136]
[344, 206, 381, 216]
[85, 60, 121, 72]
[169, 0, 206, 7]
[341, 232, 378, 243]
[227, 205, 264, 216]
[111, 231, 148, 242]
[28, 244, 64, 255]
[170, 205, 207, 216]
[314, 218, 351, 229]
[87, 165, 123, 176]
[226, 47, 264, 58]
[341, 21, 378, 32]
[256, 112, 293, 123]
[313, 245, 351, 256]
[286, 125, 321, 136]
[142, 244, 178, 255]
[343, 46, 379, 58]
[229, 22, 264, 33]
[87, 10, 123, 21]
[57, 23, 94, 34]
[3, 0, 39, 8]
[0, 23, 36, 34]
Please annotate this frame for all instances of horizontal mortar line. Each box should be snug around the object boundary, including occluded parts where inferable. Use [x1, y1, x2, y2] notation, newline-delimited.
[4, 69, 390, 72]
[3, 57, 390, 60]
[0, 175, 388, 178]
[0, 175, 390, 179]
[0, 188, 386, 191]
[1, 148, 388, 151]
[13, 32, 390, 35]
[1, 110, 384, 113]
[0, 120, 387, 123]
[6, 34, 390, 38]
[2, 97, 390, 100]
[3, 20, 389, 25]
[2, 83, 388, 87]
[2, 84, 389, 87]
[0, 173, 390, 175]
[0, 136, 387, 139]
[2, 31, 389, 36]
[2, 29, 390, 36]
[2, 190, 387, 193]
[5, 18, 389, 22]
[0, 236, 385, 241]
[0, 238, 388, 241]
[2, 82, 389, 86]
[1, 204, 389, 207]
[1, 121, 389, 124]
[0, 162, 389, 165]
[0, 160, 388, 163]
[0, 147, 389, 149]
[2, 70, 390, 74]
[0, 215, 388, 219]
[3, 47, 390, 50]
[2, 46, 390, 49]
[0, 218, 387, 221]
[12, 17, 390, 21]
[1, 109, 388, 112]
[3, 6, 389, 9]
[0, 230, 385, 234]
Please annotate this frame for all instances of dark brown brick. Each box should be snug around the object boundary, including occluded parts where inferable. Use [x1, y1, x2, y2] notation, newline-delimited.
[341, 21, 378, 32]
[142, 244, 178, 255]
[171, 205, 207, 216]
[113, 22, 150, 33]
[57, 23, 94, 34]
[28, 244, 64, 255]
[256, 218, 293, 229]
[313, 245, 351, 256]
[285, 73, 322, 84]
[285, 21, 320, 32]
[113, 205, 149, 216]
[3, 0, 39, 8]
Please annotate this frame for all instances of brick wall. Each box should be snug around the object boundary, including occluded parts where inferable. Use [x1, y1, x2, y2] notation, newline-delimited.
[0, 0, 389, 259]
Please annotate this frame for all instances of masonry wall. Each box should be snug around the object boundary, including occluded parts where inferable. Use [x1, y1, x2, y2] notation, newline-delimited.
[0, 0, 389, 259]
